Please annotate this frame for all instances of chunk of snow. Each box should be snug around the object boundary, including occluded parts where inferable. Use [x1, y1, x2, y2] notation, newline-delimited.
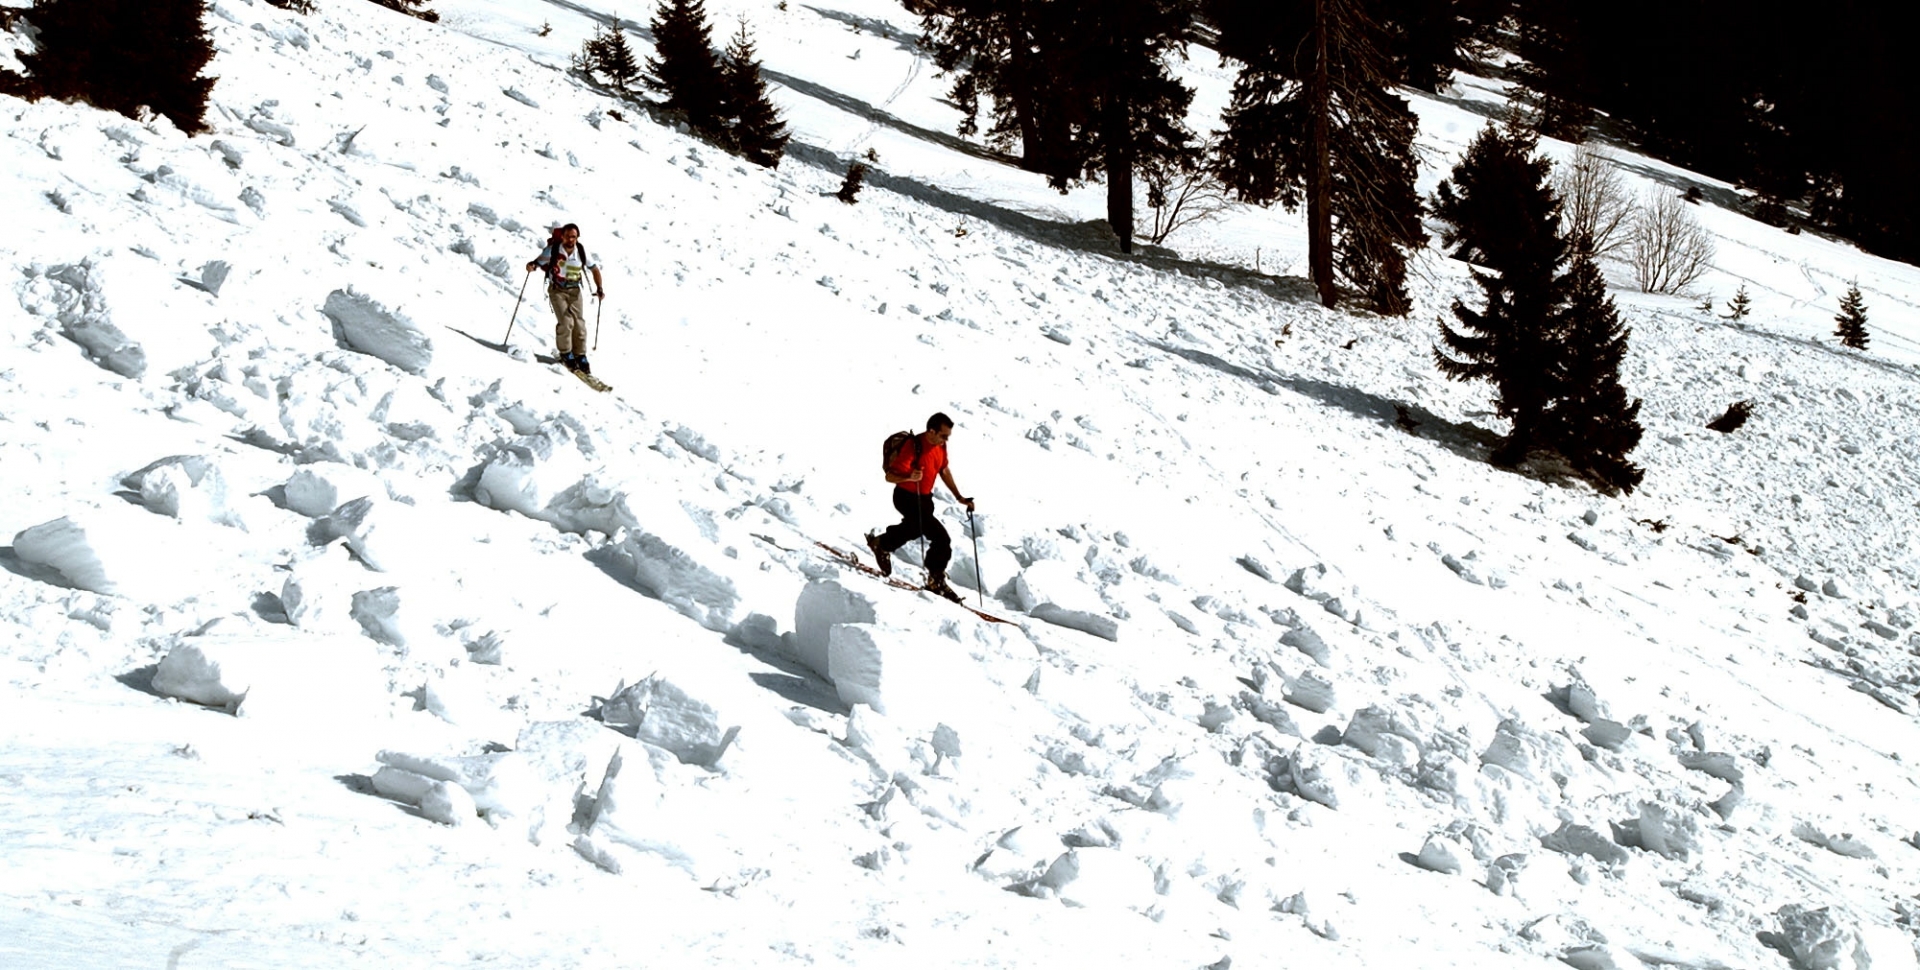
[283, 463, 387, 518]
[322, 287, 435, 375]
[1013, 560, 1120, 640]
[152, 637, 257, 710]
[599, 676, 739, 768]
[1415, 835, 1466, 875]
[122, 455, 240, 526]
[790, 580, 877, 680]
[1285, 670, 1337, 713]
[419, 780, 477, 826]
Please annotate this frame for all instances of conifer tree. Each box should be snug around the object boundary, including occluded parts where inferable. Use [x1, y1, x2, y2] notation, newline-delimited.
[912, 0, 1195, 253]
[1, 0, 216, 134]
[1833, 283, 1870, 349]
[1542, 245, 1644, 493]
[905, 0, 1077, 181]
[719, 19, 789, 167]
[1058, 0, 1198, 253]
[584, 18, 644, 95]
[1374, 0, 1459, 92]
[1432, 123, 1567, 466]
[1727, 284, 1751, 320]
[1210, 0, 1426, 312]
[647, 0, 727, 134]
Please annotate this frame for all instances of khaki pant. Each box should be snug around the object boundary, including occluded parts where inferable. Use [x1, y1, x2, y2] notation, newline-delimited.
[548, 286, 588, 355]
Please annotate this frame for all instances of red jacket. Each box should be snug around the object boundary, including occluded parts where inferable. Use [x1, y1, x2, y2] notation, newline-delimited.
[888, 437, 947, 496]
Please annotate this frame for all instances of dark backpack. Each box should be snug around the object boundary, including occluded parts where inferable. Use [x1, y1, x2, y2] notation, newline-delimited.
[881, 430, 920, 475]
[543, 230, 589, 288]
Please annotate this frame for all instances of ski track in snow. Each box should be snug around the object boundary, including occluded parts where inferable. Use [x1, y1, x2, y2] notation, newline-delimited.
[2, 0, 1919, 967]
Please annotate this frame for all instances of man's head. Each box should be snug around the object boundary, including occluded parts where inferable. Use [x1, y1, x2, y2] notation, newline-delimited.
[926, 412, 954, 443]
[557, 224, 581, 249]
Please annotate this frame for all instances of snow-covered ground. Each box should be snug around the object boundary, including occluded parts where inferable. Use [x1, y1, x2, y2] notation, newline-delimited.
[3, 0, 1918, 967]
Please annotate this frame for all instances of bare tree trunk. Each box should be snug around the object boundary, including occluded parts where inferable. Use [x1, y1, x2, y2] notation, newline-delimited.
[1307, 0, 1336, 307]
[1106, 97, 1134, 253]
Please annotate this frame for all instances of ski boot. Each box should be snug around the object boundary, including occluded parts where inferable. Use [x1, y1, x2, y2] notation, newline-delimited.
[864, 532, 892, 577]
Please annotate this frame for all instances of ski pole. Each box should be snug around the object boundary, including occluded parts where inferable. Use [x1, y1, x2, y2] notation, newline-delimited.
[968, 508, 984, 607]
[503, 269, 531, 347]
[593, 288, 604, 351]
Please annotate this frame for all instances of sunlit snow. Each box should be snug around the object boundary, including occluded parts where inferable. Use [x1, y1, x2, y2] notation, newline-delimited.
[2, 0, 1918, 967]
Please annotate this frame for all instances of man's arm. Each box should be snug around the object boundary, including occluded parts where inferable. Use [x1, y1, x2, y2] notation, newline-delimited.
[591, 266, 605, 299]
[939, 467, 974, 510]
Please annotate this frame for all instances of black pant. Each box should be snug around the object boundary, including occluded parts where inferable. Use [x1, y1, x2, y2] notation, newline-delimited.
[877, 487, 950, 580]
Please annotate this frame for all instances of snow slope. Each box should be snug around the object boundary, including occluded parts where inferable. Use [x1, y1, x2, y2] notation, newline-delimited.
[2, 0, 1918, 967]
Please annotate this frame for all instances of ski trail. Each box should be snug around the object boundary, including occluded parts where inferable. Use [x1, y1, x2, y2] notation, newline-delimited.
[841, 47, 923, 157]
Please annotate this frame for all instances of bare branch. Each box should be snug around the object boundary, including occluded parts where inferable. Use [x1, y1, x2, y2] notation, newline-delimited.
[1630, 191, 1714, 294]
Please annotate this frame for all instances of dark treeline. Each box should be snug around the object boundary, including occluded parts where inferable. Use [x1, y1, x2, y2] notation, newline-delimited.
[909, 0, 1920, 269]
[1506, 0, 1920, 264]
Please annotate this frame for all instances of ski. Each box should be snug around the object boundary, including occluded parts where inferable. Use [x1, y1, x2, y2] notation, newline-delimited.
[571, 369, 612, 392]
[813, 541, 1010, 624]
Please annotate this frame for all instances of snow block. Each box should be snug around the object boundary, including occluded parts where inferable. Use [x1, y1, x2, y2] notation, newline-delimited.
[1540, 821, 1630, 866]
[1479, 718, 1578, 787]
[322, 287, 434, 375]
[471, 432, 590, 521]
[829, 623, 919, 716]
[1013, 560, 1119, 641]
[1036, 848, 1159, 910]
[1285, 670, 1337, 714]
[152, 637, 258, 709]
[284, 462, 387, 518]
[1581, 719, 1633, 751]
[542, 475, 643, 536]
[1777, 905, 1861, 970]
[1289, 747, 1365, 809]
[791, 580, 877, 680]
[349, 586, 438, 649]
[12, 510, 203, 601]
[1415, 835, 1466, 875]
[612, 530, 740, 633]
[598, 676, 739, 768]
[375, 750, 538, 819]
[122, 455, 239, 526]
[952, 543, 1021, 597]
[1625, 802, 1700, 860]
[420, 780, 478, 826]
[1343, 706, 1423, 765]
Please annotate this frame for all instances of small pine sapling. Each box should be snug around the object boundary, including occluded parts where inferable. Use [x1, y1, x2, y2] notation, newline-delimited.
[538, 21, 553, 37]
[1706, 400, 1754, 433]
[1727, 285, 1751, 320]
[1833, 283, 1870, 349]
[1697, 293, 1715, 313]
[836, 161, 869, 204]
[370, 0, 440, 22]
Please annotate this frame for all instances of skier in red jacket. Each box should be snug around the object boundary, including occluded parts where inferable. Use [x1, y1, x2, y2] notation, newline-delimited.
[866, 412, 975, 602]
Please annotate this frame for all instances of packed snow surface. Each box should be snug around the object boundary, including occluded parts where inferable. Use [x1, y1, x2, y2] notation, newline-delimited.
[3, 0, 1919, 967]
